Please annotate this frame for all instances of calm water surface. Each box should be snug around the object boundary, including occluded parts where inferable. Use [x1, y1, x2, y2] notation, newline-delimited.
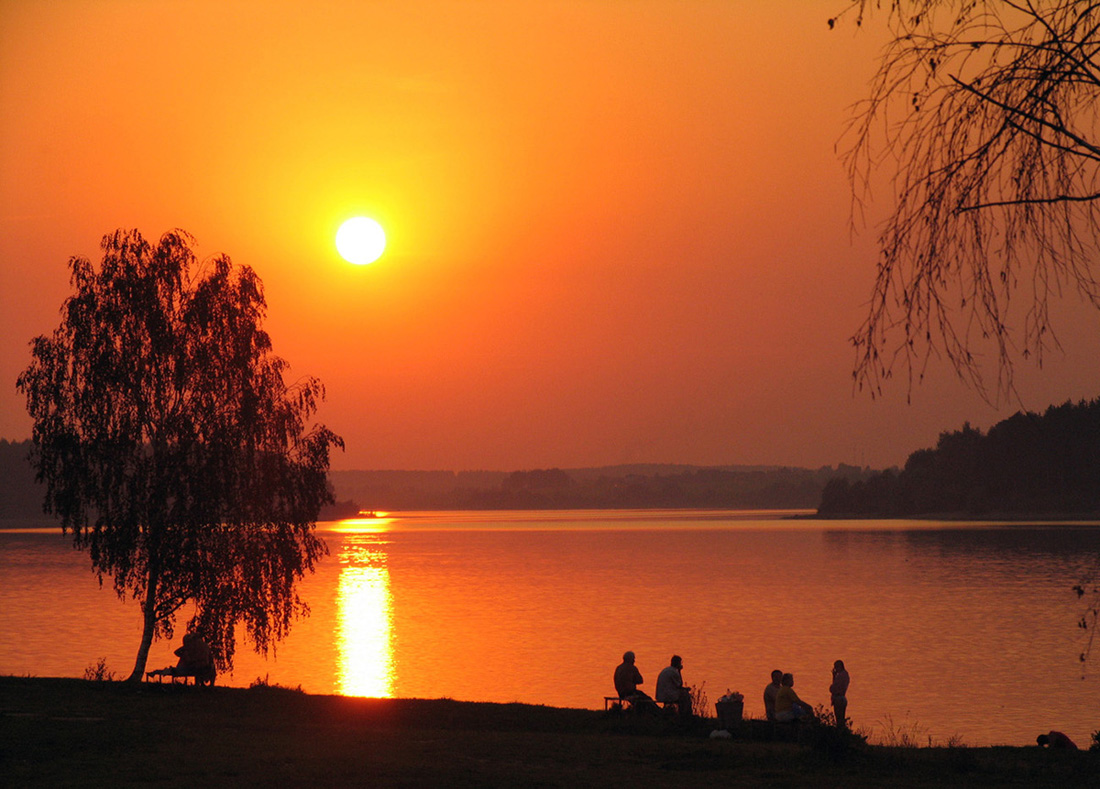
[2, 509, 1098, 747]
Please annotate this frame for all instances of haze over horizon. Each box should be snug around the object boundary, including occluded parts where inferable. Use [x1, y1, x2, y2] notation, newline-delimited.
[4, 1, 1100, 474]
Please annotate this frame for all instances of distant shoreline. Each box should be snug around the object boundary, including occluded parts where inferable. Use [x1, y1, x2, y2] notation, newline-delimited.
[804, 511, 1100, 522]
[6, 508, 1100, 533]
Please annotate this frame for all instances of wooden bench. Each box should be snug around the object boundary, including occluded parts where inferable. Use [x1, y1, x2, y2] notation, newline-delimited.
[145, 667, 216, 686]
[603, 695, 673, 713]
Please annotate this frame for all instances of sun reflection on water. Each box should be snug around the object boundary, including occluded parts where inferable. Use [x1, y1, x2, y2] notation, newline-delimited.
[334, 526, 394, 698]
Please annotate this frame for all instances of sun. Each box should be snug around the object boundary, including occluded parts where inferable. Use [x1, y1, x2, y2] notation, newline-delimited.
[336, 217, 386, 265]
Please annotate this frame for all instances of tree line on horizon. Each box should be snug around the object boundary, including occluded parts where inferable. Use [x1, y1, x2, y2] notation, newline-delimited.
[2, 441, 876, 517]
[818, 398, 1100, 517]
[13, 389, 1100, 518]
[0, 438, 45, 519]
[330, 464, 874, 512]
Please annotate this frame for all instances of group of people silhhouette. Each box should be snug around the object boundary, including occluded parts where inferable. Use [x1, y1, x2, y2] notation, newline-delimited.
[146, 630, 216, 686]
[615, 655, 1084, 748]
[614, 651, 851, 727]
[762, 660, 849, 727]
[613, 651, 693, 719]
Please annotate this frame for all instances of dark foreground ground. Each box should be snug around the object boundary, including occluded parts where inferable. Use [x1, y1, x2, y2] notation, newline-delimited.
[2, 677, 1097, 787]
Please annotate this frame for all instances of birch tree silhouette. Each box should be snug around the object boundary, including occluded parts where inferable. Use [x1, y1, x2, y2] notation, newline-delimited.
[18, 229, 342, 682]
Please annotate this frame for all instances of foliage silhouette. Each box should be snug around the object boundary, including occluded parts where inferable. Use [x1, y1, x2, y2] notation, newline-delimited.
[835, 1, 1100, 400]
[17, 229, 342, 682]
[333, 464, 874, 511]
[817, 397, 1100, 517]
[818, 395, 1100, 662]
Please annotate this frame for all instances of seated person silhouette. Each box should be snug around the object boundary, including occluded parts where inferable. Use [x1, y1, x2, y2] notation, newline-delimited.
[1037, 731, 1078, 750]
[774, 673, 813, 722]
[763, 669, 783, 722]
[171, 631, 216, 685]
[655, 655, 693, 719]
[613, 650, 651, 707]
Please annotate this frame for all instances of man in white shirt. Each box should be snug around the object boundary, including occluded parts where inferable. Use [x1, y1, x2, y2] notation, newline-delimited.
[655, 654, 692, 718]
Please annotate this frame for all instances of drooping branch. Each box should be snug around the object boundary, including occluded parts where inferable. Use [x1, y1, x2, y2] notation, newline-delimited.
[838, 0, 1100, 401]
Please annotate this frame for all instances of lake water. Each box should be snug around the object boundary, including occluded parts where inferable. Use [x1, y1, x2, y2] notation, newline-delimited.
[2, 509, 1098, 747]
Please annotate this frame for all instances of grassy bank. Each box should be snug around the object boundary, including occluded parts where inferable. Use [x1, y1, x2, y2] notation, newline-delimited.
[1, 677, 1096, 787]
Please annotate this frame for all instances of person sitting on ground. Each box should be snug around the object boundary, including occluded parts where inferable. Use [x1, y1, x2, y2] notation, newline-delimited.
[655, 654, 693, 719]
[763, 669, 783, 722]
[774, 672, 814, 723]
[173, 631, 216, 686]
[829, 659, 850, 729]
[613, 650, 650, 703]
[1037, 731, 1078, 750]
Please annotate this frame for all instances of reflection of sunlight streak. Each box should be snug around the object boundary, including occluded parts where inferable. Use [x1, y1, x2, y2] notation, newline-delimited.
[332, 514, 394, 533]
[335, 539, 394, 697]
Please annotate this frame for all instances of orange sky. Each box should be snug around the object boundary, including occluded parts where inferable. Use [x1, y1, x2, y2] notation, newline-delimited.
[3, 0, 1100, 472]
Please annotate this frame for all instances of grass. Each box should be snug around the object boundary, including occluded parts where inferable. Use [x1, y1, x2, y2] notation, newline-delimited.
[2, 676, 1098, 787]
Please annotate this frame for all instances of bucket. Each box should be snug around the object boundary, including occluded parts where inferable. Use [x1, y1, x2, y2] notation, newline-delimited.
[715, 700, 743, 729]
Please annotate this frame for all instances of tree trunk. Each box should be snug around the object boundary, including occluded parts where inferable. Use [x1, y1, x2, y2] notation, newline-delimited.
[126, 568, 159, 683]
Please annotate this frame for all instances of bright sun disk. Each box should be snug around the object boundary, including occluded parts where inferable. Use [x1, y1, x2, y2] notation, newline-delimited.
[336, 217, 386, 265]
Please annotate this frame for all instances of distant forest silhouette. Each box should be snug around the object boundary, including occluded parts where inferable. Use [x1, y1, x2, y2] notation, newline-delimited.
[10, 395, 1100, 518]
[327, 464, 870, 513]
[0, 439, 41, 519]
[818, 398, 1100, 517]
[0, 440, 869, 517]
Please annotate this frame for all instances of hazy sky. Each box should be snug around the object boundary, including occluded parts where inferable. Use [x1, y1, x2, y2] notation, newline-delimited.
[3, 0, 1100, 472]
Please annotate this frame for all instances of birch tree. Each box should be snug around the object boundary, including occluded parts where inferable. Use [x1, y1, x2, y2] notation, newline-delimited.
[17, 229, 342, 681]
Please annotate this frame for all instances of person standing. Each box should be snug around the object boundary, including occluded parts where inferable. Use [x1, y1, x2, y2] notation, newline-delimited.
[763, 669, 783, 722]
[656, 655, 692, 719]
[829, 659, 850, 728]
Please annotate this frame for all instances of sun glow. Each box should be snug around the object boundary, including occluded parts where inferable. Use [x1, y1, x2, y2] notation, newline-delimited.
[335, 217, 387, 265]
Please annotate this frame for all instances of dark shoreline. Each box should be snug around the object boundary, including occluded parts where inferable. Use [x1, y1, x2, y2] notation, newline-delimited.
[801, 511, 1100, 522]
[2, 676, 1096, 787]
